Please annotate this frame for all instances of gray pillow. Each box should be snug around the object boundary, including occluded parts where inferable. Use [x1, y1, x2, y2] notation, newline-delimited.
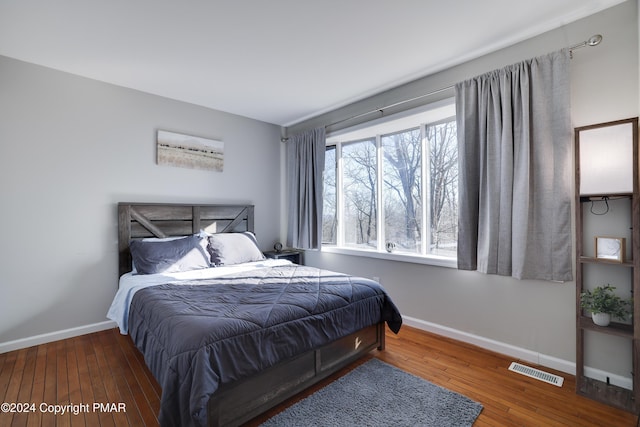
[207, 232, 265, 266]
[130, 234, 210, 274]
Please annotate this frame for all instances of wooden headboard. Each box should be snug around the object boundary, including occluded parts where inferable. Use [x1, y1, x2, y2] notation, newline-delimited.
[118, 203, 255, 277]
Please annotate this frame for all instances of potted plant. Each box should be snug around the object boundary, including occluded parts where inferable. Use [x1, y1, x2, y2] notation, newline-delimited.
[580, 284, 632, 326]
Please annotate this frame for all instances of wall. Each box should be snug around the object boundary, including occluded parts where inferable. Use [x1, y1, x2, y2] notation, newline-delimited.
[297, 0, 639, 376]
[0, 56, 282, 348]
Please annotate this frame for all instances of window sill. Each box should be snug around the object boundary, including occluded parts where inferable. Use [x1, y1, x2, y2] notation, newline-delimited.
[320, 246, 457, 268]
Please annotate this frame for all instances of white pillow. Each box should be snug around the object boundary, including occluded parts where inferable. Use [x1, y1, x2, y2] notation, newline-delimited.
[207, 232, 265, 266]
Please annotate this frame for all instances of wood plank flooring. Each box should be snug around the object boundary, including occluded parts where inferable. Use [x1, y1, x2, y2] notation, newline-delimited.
[1, 326, 637, 426]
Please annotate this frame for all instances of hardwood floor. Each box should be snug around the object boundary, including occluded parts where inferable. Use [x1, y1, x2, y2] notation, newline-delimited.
[1, 326, 637, 426]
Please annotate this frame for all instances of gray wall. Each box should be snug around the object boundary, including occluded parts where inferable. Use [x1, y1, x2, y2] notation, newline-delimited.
[299, 0, 639, 370]
[0, 56, 282, 345]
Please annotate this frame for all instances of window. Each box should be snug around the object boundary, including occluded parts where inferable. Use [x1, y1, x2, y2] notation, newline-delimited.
[322, 145, 337, 245]
[382, 127, 422, 253]
[343, 138, 377, 248]
[322, 100, 458, 262]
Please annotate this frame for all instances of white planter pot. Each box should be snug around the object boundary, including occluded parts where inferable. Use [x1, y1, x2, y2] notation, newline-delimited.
[592, 312, 611, 326]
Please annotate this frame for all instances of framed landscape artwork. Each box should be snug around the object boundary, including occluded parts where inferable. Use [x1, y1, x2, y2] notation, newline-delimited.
[157, 130, 224, 172]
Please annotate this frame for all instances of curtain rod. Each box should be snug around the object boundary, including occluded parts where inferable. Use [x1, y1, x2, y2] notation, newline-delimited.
[568, 34, 603, 58]
[282, 34, 603, 142]
[280, 84, 453, 142]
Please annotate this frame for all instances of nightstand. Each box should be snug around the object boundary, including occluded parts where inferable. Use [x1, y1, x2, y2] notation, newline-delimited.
[263, 250, 303, 265]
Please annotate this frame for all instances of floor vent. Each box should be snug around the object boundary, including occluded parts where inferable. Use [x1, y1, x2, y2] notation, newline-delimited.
[508, 362, 564, 387]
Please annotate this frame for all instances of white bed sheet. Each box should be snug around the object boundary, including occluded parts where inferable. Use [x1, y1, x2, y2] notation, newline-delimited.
[107, 258, 292, 334]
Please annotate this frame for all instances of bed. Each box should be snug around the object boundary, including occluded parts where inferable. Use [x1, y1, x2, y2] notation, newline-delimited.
[108, 202, 402, 427]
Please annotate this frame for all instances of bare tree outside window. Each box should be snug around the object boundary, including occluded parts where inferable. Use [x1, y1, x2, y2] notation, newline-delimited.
[321, 102, 457, 260]
[322, 146, 337, 244]
[427, 120, 458, 256]
[343, 139, 377, 248]
[382, 128, 422, 253]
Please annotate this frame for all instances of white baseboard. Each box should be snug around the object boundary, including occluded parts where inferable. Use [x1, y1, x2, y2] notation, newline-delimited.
[0, 320, 116, 354]
[1, 315, 634, 390]
[402, 315, 632, 390]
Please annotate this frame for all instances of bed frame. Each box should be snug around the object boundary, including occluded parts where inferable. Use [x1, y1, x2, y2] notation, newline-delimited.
[117, 202, 386, 427]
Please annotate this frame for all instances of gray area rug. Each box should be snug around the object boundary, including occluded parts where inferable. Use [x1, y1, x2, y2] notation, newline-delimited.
[260, 358, 483, 426]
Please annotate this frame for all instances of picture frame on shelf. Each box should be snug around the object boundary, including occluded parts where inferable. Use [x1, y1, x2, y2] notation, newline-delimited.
[594, 236, 626, 262]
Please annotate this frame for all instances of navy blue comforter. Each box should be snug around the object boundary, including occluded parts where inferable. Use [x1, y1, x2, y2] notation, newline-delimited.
[128, 264, 402, 427]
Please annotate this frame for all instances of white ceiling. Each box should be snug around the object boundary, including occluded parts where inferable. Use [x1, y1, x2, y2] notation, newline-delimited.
[0, 1, 626, 126]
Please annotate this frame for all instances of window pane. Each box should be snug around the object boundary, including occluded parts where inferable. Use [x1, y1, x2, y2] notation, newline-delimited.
[342, 139, 377, 248]
[427, 119, 458, 256]
[322, 146, 337, 244]
[382, 128, 422, 253]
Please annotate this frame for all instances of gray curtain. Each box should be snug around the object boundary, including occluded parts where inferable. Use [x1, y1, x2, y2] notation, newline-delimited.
[286, 127, 326, 249]
[455, 49, 573, 281]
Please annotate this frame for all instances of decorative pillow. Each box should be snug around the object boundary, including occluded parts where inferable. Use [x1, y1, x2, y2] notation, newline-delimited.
[130, 234, 210, 275]
[207, 232, 265, 266]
